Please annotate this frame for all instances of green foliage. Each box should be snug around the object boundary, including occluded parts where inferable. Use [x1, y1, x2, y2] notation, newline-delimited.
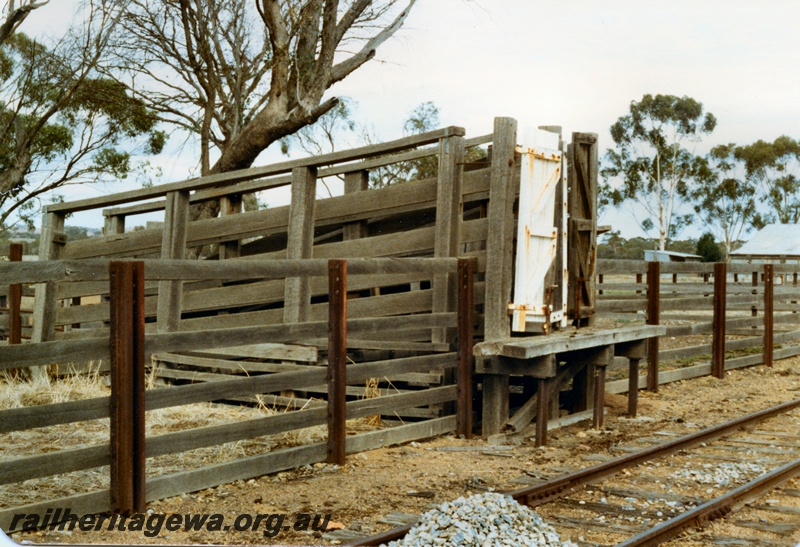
[696, 232, 723, 262]
[600, 94, 716, 249]
[736, 135, 800, 224]
[0, 29, 164, 234]
[689, 143, 764, 252]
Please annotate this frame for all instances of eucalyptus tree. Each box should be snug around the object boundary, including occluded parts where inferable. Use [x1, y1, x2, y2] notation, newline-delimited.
[0, 1, 48, 45]
[737, 135, 800, 224]
[600, 94, 716, 250]
[116, 0, 418, 221]
[689, 144, 764, 253]
[0, 0, 164, 233]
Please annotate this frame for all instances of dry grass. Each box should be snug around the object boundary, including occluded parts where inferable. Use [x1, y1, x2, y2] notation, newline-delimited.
[0, 365, 383, 510]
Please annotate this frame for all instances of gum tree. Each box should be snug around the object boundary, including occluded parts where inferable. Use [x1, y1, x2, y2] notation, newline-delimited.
[737, 135, 800, 224]
[689, 144, 764, 253]
[0, 1, 164, 233]
[116, 0, 418, 222]
[600, 94, 716, 250]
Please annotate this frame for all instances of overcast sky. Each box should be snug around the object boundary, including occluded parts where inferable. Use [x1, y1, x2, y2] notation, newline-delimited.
[25, 0, 800, 237]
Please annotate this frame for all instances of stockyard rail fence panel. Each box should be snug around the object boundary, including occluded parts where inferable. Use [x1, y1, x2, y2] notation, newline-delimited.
[0, 125, 497, 348]
[0, 257, 475, 531]
[597, 259, 800, 393]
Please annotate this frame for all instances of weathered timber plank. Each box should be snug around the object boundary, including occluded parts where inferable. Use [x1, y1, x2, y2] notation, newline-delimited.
[0, 337, 109, 370]
[49, 127, 465, 214]
[475, 325, 665, 359]
[0, 353, 455, 433]
[0, 444, 109, 485]
[145, 416, 456, 505]
[284, 167, 317, 324]
[0, 490, 111, 532]
[145, 353, 456, 412]
[483, 117, 517, 340]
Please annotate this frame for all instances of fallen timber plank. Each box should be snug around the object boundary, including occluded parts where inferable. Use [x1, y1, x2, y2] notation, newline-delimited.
[0, 386, 456, 486]
[0, 353, 456, 433]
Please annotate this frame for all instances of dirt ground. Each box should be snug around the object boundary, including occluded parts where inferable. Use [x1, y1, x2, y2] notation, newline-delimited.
[8, 355, 800, 546]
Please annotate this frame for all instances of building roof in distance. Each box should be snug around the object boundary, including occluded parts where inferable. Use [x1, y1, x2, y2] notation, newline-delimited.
[730, 224, 800, 257]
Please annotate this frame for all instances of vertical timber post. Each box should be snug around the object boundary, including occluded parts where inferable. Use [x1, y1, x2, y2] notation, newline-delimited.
[109, 261, 146, 514]
[432, 129, 465, 343]
[481, 118, 517, 436]
[457, 258, 474, 438]
[327, 260, 347, 465]
[157, 190, 189, 332]
[712, 262, 728, 379]
[31, 210, 66, 380]
[627, 358, 640, 418]
[567, 132, 599, 327]
[646, 261, 660, 392]
[535, 377, 550, 447]
[764, 264, 774, 368]
[285, 167, 317, 324]
[219, 194, 242, 260]
[342, 171, 369, 241]
[8, 243, 22, 346]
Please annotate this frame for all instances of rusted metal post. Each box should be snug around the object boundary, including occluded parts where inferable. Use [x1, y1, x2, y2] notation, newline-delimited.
[456, 258, 474, 439]
[646, 261, 660, 392]
[8, 243, 22, 346]
[598, 273, 604, 295]
[712, 262, 728, 379]
[627, 358, 640, 418]
[535, 377, 550, 447]
[764, 264, 774, 368]
[752, 271, 759, 320]
[593, 365, 606, 429]
[109, 261, 146, 514]
[327, 260, 347, 465]
[635, 272, 642, 294]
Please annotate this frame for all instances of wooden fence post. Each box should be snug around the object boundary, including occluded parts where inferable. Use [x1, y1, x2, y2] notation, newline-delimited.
[484, 117, 518, 341]
[646, 261, 660, 392]
[30, 210, 66, 380]
[764, 263, 774, 368]
[481, 117, 517, 437]
[327, 260, 347, 465]
[712, 262, 727, 379]
[285, 167, 317, 324]
[109, 261, 146, 514]
[219, 194, 242, 260]
[432, 130, 465, 344]
[157, 190, 189, 332]
[457, 258, 474, 439]
[8, 243, 22, 346]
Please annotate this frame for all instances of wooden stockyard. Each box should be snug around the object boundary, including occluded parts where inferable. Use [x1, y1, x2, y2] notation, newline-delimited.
[2, 117, 800, 531]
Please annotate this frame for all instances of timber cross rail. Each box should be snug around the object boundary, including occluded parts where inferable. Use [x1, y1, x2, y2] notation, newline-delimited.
[0, 256, 475, 531]
[597, 259, 800, 390]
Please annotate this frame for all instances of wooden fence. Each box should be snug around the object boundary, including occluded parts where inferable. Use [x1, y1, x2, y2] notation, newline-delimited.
[0, 257, 474, 531]
[597, 259, 800, 391]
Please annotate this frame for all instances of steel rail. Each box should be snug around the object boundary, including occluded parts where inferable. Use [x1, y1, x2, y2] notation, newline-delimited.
[615, 456, 800, 546]
[347, 397, 800, 546]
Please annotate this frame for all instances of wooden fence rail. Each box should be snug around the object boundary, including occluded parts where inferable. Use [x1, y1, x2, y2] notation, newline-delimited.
[0, 256, 475, 526]
[597, 259, 800, 378]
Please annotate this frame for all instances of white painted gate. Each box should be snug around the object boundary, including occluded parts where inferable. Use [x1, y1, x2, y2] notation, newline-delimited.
[510, 128, 568, 333]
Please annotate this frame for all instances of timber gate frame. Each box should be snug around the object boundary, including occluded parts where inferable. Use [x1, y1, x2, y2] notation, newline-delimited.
[567, 132, 599, 327]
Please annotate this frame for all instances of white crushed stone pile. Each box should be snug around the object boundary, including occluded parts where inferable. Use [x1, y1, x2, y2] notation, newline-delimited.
[670, 461, 765, 486]
[383, 492, 576, 547]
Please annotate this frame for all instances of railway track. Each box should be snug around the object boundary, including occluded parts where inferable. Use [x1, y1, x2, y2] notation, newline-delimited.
[343, 398, 800, 546]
